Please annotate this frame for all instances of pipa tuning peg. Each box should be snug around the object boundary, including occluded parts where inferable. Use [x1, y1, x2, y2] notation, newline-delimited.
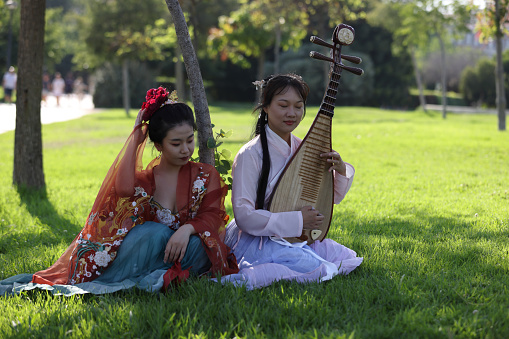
[342, 65, 364, 76]
[310, 36, 334, 49]
[309, 51, 334, 63]
[342, 54, 362, 65]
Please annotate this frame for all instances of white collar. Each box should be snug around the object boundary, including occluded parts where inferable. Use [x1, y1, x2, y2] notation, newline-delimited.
[265, 124, 293, 157]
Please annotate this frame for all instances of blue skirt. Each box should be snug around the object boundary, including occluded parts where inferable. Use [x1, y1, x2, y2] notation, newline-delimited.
[1, 222, 210, 296]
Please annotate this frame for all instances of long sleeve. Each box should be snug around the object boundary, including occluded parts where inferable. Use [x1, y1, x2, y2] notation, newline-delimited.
[180, 162, 239, 275]
[185, 165, 228, 236]
[231, 139, 303, 238]
[115, 124, 149, 197]
[333, 162, 355, 204]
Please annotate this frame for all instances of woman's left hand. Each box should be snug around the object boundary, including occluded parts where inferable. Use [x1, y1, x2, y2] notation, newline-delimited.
[320, 151, 346, 176]
[164, 224, 195, 263]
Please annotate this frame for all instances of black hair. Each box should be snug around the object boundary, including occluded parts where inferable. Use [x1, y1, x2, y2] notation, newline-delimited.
[253, 73, 310, 209]
[147, 103, 197, 144]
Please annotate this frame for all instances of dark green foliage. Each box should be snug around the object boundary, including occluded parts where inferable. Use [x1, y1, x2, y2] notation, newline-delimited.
[265, 42, 375, 106]
[459, 58, 496, 107]
[92, 62, 156, 108]
[200, 57, 259, 103]
[351, 19, 414, 109]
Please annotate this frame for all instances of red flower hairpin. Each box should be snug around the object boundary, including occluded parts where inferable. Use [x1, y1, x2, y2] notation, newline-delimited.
[141, 87, 178, 122]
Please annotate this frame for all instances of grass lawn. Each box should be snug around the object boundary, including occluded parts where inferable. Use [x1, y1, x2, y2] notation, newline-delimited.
[0, 104, 508, 338]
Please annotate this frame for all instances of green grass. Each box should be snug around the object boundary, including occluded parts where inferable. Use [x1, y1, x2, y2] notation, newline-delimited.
[1, 104, 508, 338]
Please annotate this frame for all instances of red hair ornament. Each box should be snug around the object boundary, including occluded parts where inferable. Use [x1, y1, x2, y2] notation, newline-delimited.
[140, 87, 178, 122]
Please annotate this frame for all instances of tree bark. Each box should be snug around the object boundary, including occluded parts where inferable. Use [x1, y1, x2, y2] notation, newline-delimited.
[165, 0, 214, 165]
[438, 34, 447, 119]
[495, 0, 507, 131]
[175, 45, 186, 102]
[410, 46, 427, 112]
[122, 59, 131, 117]
[274, 21, 281, 75]
[256, 51, 266, 104]
[13, 0, 46, 189]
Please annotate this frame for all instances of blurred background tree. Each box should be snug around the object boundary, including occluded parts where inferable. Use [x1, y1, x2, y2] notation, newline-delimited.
[1, 0, 506, 118]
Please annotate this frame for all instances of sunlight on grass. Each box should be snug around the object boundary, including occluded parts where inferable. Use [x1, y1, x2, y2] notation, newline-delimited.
[0, 105, 508, 337]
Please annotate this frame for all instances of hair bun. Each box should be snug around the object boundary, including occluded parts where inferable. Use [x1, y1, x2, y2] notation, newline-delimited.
[141, 87, 170, 122]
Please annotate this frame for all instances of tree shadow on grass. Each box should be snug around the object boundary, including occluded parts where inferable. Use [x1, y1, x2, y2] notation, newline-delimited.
[0, 186, 82, 266]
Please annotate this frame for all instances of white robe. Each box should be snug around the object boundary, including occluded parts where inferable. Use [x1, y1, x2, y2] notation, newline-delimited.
[221, 125, 363, 289]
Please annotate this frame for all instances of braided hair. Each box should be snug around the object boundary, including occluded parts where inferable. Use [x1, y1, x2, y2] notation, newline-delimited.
[252, 73, 310, 209]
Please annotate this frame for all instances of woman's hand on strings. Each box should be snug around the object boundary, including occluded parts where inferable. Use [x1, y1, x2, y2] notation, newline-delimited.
[164, 224, 195, 264]
[320, 150, 346, 176]
[301, 205, 324, 230]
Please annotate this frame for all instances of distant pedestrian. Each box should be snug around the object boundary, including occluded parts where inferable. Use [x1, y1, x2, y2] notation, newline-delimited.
[42, 72, 51, 104]
[52, 72, 65, 106]
[2, 66, 17, 104]
[73, 76, 88, 102]
[64, 72, 74, 96]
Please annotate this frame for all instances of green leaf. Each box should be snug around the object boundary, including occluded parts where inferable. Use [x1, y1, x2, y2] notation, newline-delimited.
[221, 159, 232, 171]
[215, 141, 223, 148]
[207, 137, 216, 149]
[220, 149, 232, 159]
[224, 130, 233, 138]
[216, 165, 227, 174]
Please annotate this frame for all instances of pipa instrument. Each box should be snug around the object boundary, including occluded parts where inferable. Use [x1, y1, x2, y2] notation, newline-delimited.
[267, 23, 363, 245]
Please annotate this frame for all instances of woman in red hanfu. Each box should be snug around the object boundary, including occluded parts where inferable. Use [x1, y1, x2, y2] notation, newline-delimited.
[1, 88, 238, 296]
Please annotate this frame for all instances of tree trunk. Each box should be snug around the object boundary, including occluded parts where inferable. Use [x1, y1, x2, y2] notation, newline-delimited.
[175, 45, 186, 102]
[256, 51, 266, 104]
[122, 59, 130, 117]
[13, 0, 46, 189]
[438, 34, 447, 119]
[495, 0, 507, 131]
[274, 21, 281, 75]
[410, 46, 427, 112]
[165, 0, 214, 166]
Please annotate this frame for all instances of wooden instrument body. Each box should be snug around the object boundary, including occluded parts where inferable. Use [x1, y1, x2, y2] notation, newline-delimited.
[268, 114, 334, 244]
[267, 23, 363, 245]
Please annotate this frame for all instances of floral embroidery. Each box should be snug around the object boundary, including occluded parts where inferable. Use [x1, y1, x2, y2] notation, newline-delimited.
[193, 179, 205, 190]
[134, 187, 146, 197]
[69, 193, 151, 283]
[93, 250, 112, 267]
[87, 212, 97, 225]
[187, 173, 209, 220]
[116, 228, 128, 235]
[156, 209, 180, 229]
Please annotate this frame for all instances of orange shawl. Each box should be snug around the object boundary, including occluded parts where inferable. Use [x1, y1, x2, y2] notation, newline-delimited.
[33, 123, 238, 285]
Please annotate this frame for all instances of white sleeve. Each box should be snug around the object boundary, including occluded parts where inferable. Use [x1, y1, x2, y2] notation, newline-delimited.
[333, 162, 355, 204]
[231, 147, 303, 238]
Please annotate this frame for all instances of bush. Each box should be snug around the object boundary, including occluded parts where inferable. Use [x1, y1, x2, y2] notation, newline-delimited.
[459, 58, 496, 107]
[263, 42, 375, 107]
[92, 62, 156, 108]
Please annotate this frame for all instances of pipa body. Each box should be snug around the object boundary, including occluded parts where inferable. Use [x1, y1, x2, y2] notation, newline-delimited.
[267, 24, 363, 245]
[268, 113, 334, 244]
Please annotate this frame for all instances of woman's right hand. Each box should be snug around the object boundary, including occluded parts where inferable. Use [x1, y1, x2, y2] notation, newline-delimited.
[134, 108, 145, 129]
[301, 205, 324, 230]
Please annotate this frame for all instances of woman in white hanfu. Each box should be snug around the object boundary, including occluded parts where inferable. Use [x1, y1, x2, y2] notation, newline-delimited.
[221, 74, 363, 290]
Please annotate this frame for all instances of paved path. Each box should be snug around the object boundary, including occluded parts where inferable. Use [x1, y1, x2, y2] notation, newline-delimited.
[0, 94, 101, 134]
[425, 104, 507, 115]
